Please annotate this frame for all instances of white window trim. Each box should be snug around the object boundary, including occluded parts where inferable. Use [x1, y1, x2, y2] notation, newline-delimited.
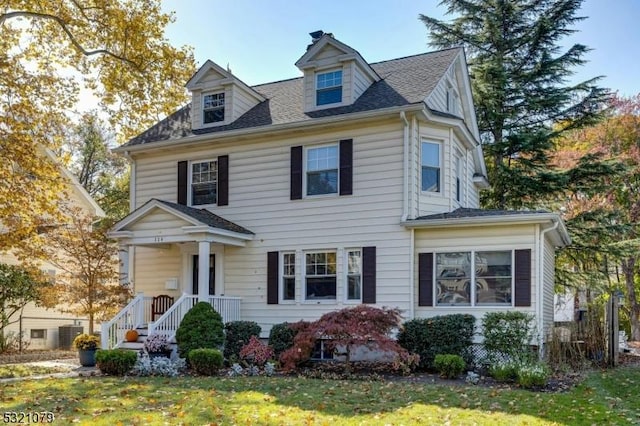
[344, 248, 362, 303]
[420, 139, 443, 195]
[303, 143, 340, 198]
[188, 159, 218, 207]
[303, 250, 338, 304]
[202, 90, 226, 126]
[280, 251, 296, 304]
[434, 250, 515, 308]
[315, 68, 344, 107]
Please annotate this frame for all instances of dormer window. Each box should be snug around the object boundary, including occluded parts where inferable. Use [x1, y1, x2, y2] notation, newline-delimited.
[203, 92, 225, 124]
[316, 70, 342, 106]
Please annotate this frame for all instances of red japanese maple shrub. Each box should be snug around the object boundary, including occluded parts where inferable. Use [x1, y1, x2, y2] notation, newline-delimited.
[280, 305, 419, 374]
[239, 336, 274, 367]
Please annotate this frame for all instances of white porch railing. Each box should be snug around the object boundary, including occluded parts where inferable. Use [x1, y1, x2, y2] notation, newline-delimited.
[101, 293, 150, 349]
[148, 294, 242, 341]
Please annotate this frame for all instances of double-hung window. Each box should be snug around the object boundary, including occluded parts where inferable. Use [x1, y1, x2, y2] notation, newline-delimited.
[203, 92, 225, 124]
[316, 70, 342, 106]
[306, 145, 338, 196]
[281, 252, 296, 301]
[305, 251, 337, 300]
[436, 250, 512, 306]
[191, 160, 217, 205]
[346, 249, 362, 301]
[421, 141, 441, 192]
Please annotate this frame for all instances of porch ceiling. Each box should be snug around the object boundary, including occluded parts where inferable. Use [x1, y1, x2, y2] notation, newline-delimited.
[108, 199, 254, 247]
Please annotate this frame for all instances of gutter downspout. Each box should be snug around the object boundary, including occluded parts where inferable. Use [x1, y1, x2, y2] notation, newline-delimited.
[538, 220, 559, 358]
[400, 111, 415, 320]
[409, 228, 415, 320]
[400, 111, 409, 222]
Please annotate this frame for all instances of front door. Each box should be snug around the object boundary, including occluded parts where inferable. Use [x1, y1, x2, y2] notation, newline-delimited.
[192, 254, 215, 295]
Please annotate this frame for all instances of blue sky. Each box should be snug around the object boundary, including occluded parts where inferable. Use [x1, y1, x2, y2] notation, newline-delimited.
[162, 0, 639, 97]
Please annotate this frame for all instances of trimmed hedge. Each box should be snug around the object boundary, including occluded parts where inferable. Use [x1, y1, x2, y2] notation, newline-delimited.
[188, 348, 224, 376]
[268, 322, 297, 357]
[397, 314, 475, 370]
[434, 354, 466, 378]
[95, 349, 137, 376]
[224, 321, 261, 360]
[175, 302, 224, 360]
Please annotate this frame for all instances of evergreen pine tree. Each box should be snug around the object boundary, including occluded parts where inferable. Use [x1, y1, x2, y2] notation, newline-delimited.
[421, 0, 610, 209]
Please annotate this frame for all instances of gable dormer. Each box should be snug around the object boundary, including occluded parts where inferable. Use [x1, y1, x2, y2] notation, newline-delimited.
[425, 50, 479, 141]
[186, 60, 265, 130]
[295, 31, 380, 113]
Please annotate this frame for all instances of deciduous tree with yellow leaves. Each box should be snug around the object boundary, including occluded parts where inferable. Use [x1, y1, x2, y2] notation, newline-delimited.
[0, 0, 195, 253]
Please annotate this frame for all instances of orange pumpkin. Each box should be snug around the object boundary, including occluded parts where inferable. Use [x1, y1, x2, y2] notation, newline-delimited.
[125, 329, 139, 342]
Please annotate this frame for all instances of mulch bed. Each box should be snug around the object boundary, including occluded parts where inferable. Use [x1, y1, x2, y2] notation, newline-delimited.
[0, 350, 77, 365]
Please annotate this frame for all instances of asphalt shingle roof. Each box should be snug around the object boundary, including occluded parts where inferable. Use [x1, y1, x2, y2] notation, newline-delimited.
[154, 199, 254, 235]
[413, 208, 551, 221]
[123, 48, 462, 147]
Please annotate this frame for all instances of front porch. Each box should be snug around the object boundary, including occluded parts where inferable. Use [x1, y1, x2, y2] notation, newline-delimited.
[101, 292, 241, 349]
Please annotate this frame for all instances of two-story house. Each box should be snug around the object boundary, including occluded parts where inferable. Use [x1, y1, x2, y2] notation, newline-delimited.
[105, 32, 570, 350]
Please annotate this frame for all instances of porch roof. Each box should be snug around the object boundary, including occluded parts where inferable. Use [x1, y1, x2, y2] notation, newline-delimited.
[108, 199, 254, 247]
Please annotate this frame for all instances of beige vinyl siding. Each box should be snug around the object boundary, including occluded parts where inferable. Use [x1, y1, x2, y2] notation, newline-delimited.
[413, 224, 538, 340]
[133, 245, 183, 298]
[133, 121, 412, 336]
[128, 210, 192, 232]
[352, 62, 373, 101]
[314, 44, 344, 60]
[191, 91, 202, 129]
[231, 85, 260, 122]
[3, 303, 87, 350]
[467, 153, 480, 208]
[542, 237, 556, 341]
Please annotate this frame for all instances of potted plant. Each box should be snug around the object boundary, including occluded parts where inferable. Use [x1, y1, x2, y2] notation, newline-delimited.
[144, 333, 171, 358]
[73, 333, 100, 367]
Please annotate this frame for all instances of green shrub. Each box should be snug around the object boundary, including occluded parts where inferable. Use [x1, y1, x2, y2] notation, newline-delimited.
[224, 321, 261, 360]
[482, 312, 536, 363]
[95, 349, 137, 375]
[397, 314, 475, 370]
[268, 322, 297, 357]
[175, 302, 224, 360]
[488, 360, 519, 382]
[188, 348, 224, 375]
[516, 362, 550, 388]
[434, 354, 466, 379]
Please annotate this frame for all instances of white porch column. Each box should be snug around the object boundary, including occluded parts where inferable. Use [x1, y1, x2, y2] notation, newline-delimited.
[198, 241, 210, 302]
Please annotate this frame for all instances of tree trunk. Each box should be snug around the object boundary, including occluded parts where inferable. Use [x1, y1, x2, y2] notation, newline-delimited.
[88, 312, 94, 335]
[621, 257, 640, 341]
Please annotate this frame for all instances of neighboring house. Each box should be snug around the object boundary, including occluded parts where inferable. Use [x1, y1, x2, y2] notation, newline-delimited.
[106, 31, 570, 350]
[2, 153, 105, 349]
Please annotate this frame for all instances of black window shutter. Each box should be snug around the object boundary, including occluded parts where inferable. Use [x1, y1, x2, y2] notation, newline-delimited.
[362, 246, 376, 304]
[217, 155, 229, 206]
[267, 251, 279, 304]
[339, 139, 353, 196]
[290, 146, 303, 200]
[514, 249, 532, 307]
[177, 161, 188, 205]
[418, 253, 434, 306]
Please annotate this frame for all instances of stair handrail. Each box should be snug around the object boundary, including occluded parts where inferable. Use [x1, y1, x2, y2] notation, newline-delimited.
[100, 292, 146, 349]
[147, 293, 197, 341]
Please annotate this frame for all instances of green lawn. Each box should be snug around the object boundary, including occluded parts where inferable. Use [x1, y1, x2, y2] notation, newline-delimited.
[1, 367, 639, 425]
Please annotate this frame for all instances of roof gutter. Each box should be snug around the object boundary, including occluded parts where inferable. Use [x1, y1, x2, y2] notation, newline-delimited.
[114, 104, 426, 154]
